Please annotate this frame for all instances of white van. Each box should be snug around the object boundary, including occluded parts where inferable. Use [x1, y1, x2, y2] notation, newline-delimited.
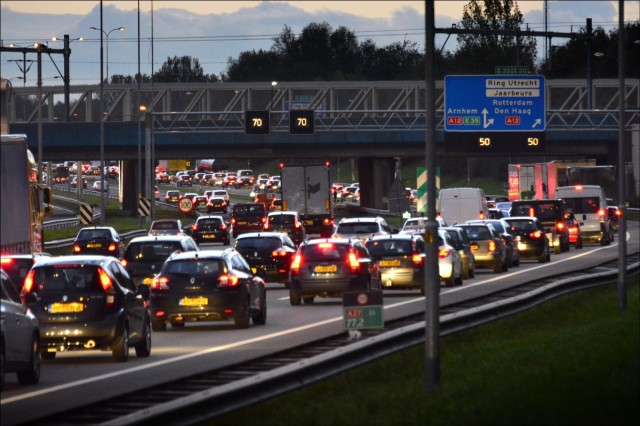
[555, 185, 613, 245]
[437, 188, 489, 226]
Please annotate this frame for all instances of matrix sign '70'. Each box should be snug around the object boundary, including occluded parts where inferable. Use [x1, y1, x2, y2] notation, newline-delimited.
[245, 110, 270, 135]
[289, 109, 315, 135]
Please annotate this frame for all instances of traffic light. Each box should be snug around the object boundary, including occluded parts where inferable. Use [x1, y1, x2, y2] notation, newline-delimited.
[289, 109, 314, 135]
[245, 110, 270, 135]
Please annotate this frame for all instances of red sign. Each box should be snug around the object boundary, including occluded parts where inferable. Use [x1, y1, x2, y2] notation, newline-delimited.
[447, 116, 462, 125]
[505, 116, 521, 125]
[178, 197, 194, 214]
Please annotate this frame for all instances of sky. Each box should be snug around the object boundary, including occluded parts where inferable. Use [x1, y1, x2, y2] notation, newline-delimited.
[1, 1, 638, 85]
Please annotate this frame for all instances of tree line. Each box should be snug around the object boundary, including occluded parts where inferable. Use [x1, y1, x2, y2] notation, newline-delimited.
[110, 0, 639, 85]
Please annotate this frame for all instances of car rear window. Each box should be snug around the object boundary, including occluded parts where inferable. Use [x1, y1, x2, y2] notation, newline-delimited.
[268, 214, 295, 225]
[236, 237, 281, 252]
[125, 242, 184, 262]
[31, 265, 103, 293]
[1, 258, 34, 290]
[164, 259, 224, 276]
[511, 202, 562, 222]
[153, 222, 178, 230]
[197, 218, 223, 228]
[366, 240, 413, 257]
[77, 229, 111, 240]
[300, 243, 349, 261]
[337, 223, 379, 234]
[507, 220, 537, 232]
[233, 204, 265, 216]
[461, 226, 491, 240]
[562, 197, 600, 214]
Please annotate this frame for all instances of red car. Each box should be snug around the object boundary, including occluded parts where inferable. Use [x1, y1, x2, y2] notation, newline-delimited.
[566, 214, 583, 249]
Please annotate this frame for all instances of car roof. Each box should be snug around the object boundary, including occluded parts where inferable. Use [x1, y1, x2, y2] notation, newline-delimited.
[303, 237, 359, 246]
[267, 210, 298, 215]
[197, 215, 225, 220]
[1, 252, 53, 260]
[128, 235, 194, 243]
[167, 249, 232, 261]
[235, 232, 287, 239]
[31, 255, 118, 266]
[339, 216, 383, 223]
[366, 234, 419, 242]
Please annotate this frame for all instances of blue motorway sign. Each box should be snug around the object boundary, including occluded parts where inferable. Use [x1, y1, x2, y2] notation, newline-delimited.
[444, 75, 545, 132]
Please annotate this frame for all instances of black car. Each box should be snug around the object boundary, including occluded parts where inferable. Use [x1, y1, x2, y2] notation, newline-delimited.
[149, 249, 267, 330]
[206, 196, 228, 214]
[503, 216, 551, 263]
[21, 255, 152, 362]
[190, 215, 230, 245]
[1, 268, 41, 388]
[288, 237, 381, 305]
[121, 235, 199, 287]
[264, 211, 307, 246]
[234, 232, 297, 287]
[510, 199, 570, 254]
[231, 203, 268, 238]
[1, 253, 53, 292]
[176, 175, 193, 187]
[72, 226, 126, 258]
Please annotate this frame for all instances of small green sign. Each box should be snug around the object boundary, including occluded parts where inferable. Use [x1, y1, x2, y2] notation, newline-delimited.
[343, 291, 384, 330]
[495, 66, 529, 75]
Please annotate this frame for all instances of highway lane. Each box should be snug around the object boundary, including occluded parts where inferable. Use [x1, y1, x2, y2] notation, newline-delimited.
[2, 223, 638, 425]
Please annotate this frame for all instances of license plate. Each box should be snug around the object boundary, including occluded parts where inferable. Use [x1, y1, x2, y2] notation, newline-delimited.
[380, 259, 401, 267]
[238, 221, 247, 225]
[304, 220, 314, 226]
[251, 267, 257, 274]
[471, 243, 479, 250]
[87, 243, 102, 248]
[143, 277, 153, 285]
[204, 234, 216, 239]
[49, 302, 84, 313]
[315, 265, 337, 273]
[180, 297, 208, 306]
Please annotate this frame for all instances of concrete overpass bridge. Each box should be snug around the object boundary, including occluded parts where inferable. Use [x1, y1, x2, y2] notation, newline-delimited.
[5, 79, 639, 211]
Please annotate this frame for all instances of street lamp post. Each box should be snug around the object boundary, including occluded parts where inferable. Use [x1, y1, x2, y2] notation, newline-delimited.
[90, 25, 124, 83]
[271, 81, 278, 110]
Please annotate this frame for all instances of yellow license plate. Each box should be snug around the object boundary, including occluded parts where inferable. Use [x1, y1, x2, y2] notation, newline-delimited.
[180, 297, 208, 306]
[304, 220, 314, 226]
[143, 277, 153, 285]
[204, 235, 216, 239]
[471, 244, 479, 250]
[87, 243, 102, 248]
[49, 302, 84, 313]
[251, 267, 257, 274]
[315, 265, 337, 273]
[238, 221, 247, 225]
[380, 259, 401, 267]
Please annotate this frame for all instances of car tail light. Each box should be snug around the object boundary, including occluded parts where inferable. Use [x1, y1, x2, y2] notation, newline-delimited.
[348, 251, 360, 273]
[264, 221, 270, 230]
[290, 253, 302, 275]
[412, 253, 424, 267]
[108, 242, 117, 252]
[528, 208, 535, 217]
[98, 268, 116, 306]
[151, 276, 170, 290]
[192, 225, 199, 232]
[530, 231, 542, 238]
[120, 259, 128, 267]
[261, 216, 267, 224]
[323, 217, 334, 226]
[598, 209, 605, 218]
[479, 211, 485, 219]
[488, 240, 497, 252]
[22, 270, 35, 294]
[556, 222, 564, 231]
[615, 209, 622, 217]
[272, 248, 287, 257]
[231, 218, 237, 226]
[73, 244, 82, 253]
[438, 248, 450, 258]
[0, 257, 13, 266]
[218, 274, 240, 287]
[295, 221, 302, 229]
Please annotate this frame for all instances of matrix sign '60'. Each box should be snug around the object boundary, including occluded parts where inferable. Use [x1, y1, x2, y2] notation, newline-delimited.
[289, 109, 314, 135]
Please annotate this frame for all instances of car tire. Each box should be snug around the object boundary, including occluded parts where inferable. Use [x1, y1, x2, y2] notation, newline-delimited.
[493, 261, 503, 273]
[454, 272, 463, 286]
[171, 321, 186, 328]
[252, 297, 267, 325]
[303, 297, 315, 304]
[546, 249, 551, 262]
[134, 320, 152, 358]
[469, 262, 475, 278]
[151, 319, 166, 332]
[112, 326, 130, 362]
[554, 244, 562, 254]
[576, 237, 583, 249]
[289, 290, 301, 306]
[462, 262, 470, 280]
[234, 301, 250, 329]
[444, 275, 454, 286]
[16, 336, 41, 385]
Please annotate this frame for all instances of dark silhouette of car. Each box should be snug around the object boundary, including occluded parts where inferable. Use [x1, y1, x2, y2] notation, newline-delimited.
[503, 216, 551, 263]
[206, 196, 228, 214]
[21, 255, 152, 362]
[457, 223, 509, 273]
[1, 253, 53, 292]
[1, 268, 41, 388]
[190, 215, 230, 245]
[149, 249, 267, 330]
[510, 199, 570, 254]
[231, 203, 267, 238]
[72, 226, 125, 258]
[264, 211, 307, 246]
[234, 232, 297, 287]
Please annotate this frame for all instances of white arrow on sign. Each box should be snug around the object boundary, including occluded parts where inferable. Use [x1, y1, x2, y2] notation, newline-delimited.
[481, 108, 494, 129]
[532, 118, 542, 128]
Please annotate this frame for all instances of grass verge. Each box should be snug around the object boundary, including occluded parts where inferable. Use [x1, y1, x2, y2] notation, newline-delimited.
[211, 281, 639, 426]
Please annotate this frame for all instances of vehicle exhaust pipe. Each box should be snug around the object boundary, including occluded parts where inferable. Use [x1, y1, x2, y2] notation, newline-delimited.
[84, 340, 96, 349]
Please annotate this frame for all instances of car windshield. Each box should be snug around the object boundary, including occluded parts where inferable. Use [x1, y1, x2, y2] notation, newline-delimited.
[511, 203, 561, 221]
[31, 265, 102, 294]
[461, 226, 491, 240]
[366, 240, 413, 257]
[77, 229, 111, 239]
[125, 242, 184, 262]
[164, 259, 223, 276]
[337, 223, 380, 234]
[507, 220, 537, 232]
[197, 218, 223, 229]
[300, 243, 350, 261]
[236, 237, 281, 252]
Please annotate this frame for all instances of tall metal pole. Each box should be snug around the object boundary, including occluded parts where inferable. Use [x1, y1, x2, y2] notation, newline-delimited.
[616, 0, 626, 309]
[63, 35, 70, 122]
[37, 43, 43, 181]
[424, 1, 440, 391]
[586, 19, 593, 110]
[99, 0, 106, 225]
[137, 0, 142, 224]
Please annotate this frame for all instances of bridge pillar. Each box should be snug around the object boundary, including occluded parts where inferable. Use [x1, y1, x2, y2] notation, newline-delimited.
[120, 159, 139, 214]
[357, 158, 395, 210]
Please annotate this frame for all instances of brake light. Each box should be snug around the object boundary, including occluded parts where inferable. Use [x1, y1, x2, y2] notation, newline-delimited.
[264, 221, 270, 230]
[529, 208, 535, 217]
[192, 224, 199, 232]
[23, 270, 35, 294]
[556, 222, 564, 231]
[98, 268, 116, 306]
[575, 185, 583, 191]
[73, 244, 81, 253]
[151, 276, 170, 290]
[598, 209, 605, 218]
[108, 242, 117, 252]
[348, 251, 360, 273]
[220, 223, 227, 230]
[295, 221, 302, 229]
[530, 231, 542, 238]
[218, 274, 240, 287]
[290, 253, 302, 275]
[412, 253, 424, 267]
[479, 211, 485, 219]
[0, 258, 13, 265]
[488, 241, 497, 252]
[323, 217, 334, 225]
[318, 242, 333, 249]
[261, 216, 267, 224]
[615, 209, 622, 217]
[120, 259, 128, 267]
[231, 218, 237, 226]
[438, 248, 450, 258]
[272, 248, 287, 257]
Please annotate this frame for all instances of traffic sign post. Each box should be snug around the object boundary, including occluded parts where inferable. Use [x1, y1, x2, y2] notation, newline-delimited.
[245, 110, 270, 135]
[444, 75, 545, 153]
[343, 291, 384, 330]
[178, 196, 194, 215]
[289, 109, 314, 134]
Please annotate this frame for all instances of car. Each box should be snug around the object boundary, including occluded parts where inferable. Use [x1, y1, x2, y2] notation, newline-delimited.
[156, 172, 171, 184]
[91, 180, 109, 191]
[176, 174, 193, 187]
[566, 214, 583, 249]
[341, 185, 358, 201]
[496, 201, 512, 217]
[264, 211, 307, 246]
[257, 173, 270, 180]
[231, 203, 268, 238]
[365, 233, 428, 293]
[21, 255, 152, 362]
[1, 268, 41, 388]
[164, 190, 181, 203]
[606, 206, 621, 232]
[235, 175, 255, 188]
[149, 249, 267, 330]
[503, 216, 551, 263]
[0, 253, 54, 292]
[510, 199, 571, 254]
[556, 185, 613, 246]
[155, 185, 160, 201]
[72, 226, 126, 258]
[149, 219, 187, 236]
[332, 217, 394, 242]
[234, 232, 297, 287]
[222, 172, 237, 188]
[121, 235, 199, 287]
[266, 177, 281, 191]
[288, 237, 381, 306]
[207, 196, 228, 214]
[194, 172, 206, 183]
[436, 229, 465, 286]
[254, 178, 270, 192]
[441, 226, 476, 279]
[71, 177, 88, 189]
[192, 195, 208, 210]
[184, 192, 199, 201]
[212, 172, 226, 186]
[466, 219, 520, 267]
[488, 208, 506, 219]
[399, 216, 447, 234]
[190, 215, 231, 245]
[202, 173, 213, 186]
[211, 189, 230, 203]
[271, 199, 284, 211]
[457, 223, 508, 273]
